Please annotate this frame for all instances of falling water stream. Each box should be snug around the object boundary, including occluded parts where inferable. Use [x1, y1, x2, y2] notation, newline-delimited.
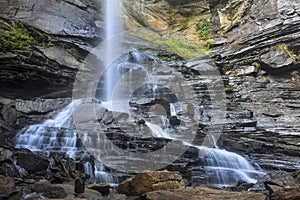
[15, 0, 265, 187]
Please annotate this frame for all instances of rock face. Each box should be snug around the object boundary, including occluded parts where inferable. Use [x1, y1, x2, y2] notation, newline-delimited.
[117, 171, 186, 196]
[212, 0, 300, 75]
[0, 0, 102, 143]
[143, 187, 266, 200]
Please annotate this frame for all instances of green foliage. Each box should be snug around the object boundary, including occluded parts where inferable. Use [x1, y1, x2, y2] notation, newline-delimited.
[66, 47, 76, 53]
[205, 38, 214, 48]
[276, 43, 297, 63]
[181, 19, 189, 30]
[1, 24, 38, 49]
[196, 18, 212, 40]
[131, 32, 210, 58]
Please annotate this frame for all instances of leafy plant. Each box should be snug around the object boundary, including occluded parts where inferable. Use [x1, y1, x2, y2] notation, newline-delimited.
[205, 38, 214, 48]
[181, 19, 189, 30]
[276, 43, 297, 63]
[196, 18, 212, 40]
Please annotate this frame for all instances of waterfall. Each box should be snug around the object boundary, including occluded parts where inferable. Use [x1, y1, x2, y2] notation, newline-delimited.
[144, 104, 265, 187]
[14, 0, 266, 188]
[103, 0, 124, 101]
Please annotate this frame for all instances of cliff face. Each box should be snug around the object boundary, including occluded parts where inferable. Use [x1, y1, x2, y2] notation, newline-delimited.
[124, 0, 300, 74]
[0, 0, 103, 143]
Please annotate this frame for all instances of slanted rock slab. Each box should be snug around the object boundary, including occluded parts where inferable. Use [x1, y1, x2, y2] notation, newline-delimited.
[116, 171, 185, 196]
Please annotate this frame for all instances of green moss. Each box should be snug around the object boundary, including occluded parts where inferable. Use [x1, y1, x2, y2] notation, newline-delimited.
[131, 32, 210, 58]
[276, 43, 297, 63]
[66, 47, 76, 53]
[251, 61, 261, 68]
[47, 42, 55, 47]
[196, 18, 212, 40]
[0, 23, 38, 49]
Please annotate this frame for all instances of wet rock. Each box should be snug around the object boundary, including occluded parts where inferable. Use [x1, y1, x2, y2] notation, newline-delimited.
[169, 116, 181, 126]
[143, 187, 266, 200]
[117, 171, 185, 196]
[16, 151, 49, 173]
[102, 111, 114, 125]
[32, 180, 67, 198]
[0, 175, 15, 194]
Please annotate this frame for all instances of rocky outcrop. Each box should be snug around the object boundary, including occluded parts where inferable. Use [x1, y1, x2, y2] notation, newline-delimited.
[0, 0, 101, 37]
[218, 74, 300, 172]
[116, 171, 185, 196]
[212, 0, 300, 75]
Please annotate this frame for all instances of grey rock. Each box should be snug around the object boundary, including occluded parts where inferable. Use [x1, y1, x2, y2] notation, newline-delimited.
[15, 98, 70, 114]
[261, 50, 293, 69]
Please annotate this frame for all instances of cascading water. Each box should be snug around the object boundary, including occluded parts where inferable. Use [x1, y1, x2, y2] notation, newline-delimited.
[144, 104, 265, 187]
[16, 101, 80, 157]
[14, 0, 266, 188]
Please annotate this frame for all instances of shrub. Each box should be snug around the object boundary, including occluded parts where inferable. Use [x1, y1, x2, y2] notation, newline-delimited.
[196, 18, 212, 40]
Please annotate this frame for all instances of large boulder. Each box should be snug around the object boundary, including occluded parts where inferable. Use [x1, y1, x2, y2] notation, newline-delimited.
[16, 150, 49, 173]
[116, 171, 185, 196]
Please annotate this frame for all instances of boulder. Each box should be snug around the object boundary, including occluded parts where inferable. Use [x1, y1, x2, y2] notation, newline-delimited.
[32, 180, 67, 199]
[260, 50, 293, 70]
[143, 187, 266, 200]
[117, 171, 185, 196]
[87, 184, 110, 196]
[16, 151, 49, 173]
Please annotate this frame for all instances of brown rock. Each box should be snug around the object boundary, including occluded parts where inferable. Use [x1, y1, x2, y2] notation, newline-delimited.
[144, 187, 266, 200]
[270, 184, 300, 200]
[116, 171, 185, 196]
[0, 175, 15, 194]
